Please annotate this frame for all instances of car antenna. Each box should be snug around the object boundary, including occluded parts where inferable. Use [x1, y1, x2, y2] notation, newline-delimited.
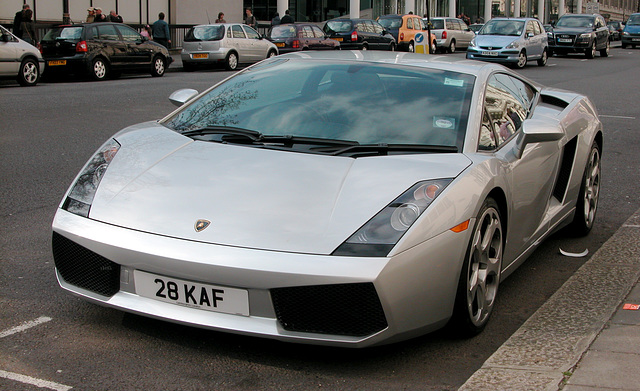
[206, 10, 211, 24]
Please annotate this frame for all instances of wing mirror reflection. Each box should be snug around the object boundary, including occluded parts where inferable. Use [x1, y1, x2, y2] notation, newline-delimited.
[514, 119, 564, 159]
[169, 88, 199, 107]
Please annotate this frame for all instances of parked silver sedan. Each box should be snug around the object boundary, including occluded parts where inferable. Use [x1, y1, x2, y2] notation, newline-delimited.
[0, 25, 43, 86]
[466, 17, 549, 68]
[52, 51, 602, 347]
[181, 23, 278, 71]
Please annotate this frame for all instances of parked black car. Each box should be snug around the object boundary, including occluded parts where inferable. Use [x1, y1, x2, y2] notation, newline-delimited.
[40, 23, 172, 80]
[607, 20, 624, 41]
[548, 14, 609, 58]
[266, 23, 340, 53]
[323, 18, 396, 51]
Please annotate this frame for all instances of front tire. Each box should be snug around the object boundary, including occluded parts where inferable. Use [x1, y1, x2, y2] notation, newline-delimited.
[89, 57, 108, 80]
[569, 143, 601, 236]
[267, 50, 277, 59]
[585, 41, 596, 59]
[600, 40, 610, 57]
[450, 197, 503, 336]
[17, 58, 40, 86]
[514, 50, 527, 68]
[225, 52, 238, 70]
[151, 55, 166, 77]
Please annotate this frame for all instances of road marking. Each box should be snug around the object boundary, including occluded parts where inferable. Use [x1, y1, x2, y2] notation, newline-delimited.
[0, 370, 72, 391]
[599, 115, 636, 119]
[0, 316, 52, 338]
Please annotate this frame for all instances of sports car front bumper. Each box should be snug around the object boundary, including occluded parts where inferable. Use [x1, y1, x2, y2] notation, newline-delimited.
[52, 208, 471, 347]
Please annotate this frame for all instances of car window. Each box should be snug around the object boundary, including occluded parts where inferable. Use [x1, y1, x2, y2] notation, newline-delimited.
[556, 16, 593, 28]
[97, 24, 119, 41]
[378, 18, 402, 29]
[446, 19, 454, 30]
[243, 26, 260, 39]
[325, 20, 353, 33]
[534, 21, 543, 35]
[231, 25, 246, 38]
[413, 17, 423, 30]
[116, 25, 141, 43]
[406, 18, 414, 29]
[479, 107, 497, 151]
[164, 60, 476, 150]
[185, 25, 225, 41]
[311, 25, 325, 38]
[44, 26, 83, 41]
[628, 14, 640, 25]
[372, 21, 384, 35]
[526, 21, 535, 35]
[480, 20, 524, 36]
[431, 19, 444, 29]
[484, 73, 534, 146]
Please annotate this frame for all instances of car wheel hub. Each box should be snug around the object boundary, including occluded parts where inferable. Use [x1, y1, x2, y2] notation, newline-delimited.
[583, 148, 600, 228]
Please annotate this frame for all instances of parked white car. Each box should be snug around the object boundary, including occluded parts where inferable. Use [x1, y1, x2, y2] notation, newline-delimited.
[0, 25, 43, 86]
[181, 23, 278, 71]
[427, 17, 475, 53]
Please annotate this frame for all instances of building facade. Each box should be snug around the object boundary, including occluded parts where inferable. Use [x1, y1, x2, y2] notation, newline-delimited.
[2, 0, 638, 29]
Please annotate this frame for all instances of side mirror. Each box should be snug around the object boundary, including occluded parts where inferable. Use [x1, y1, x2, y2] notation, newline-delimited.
[514, 119, 564, 159]
[526, 32, 534, 38]
[169, 88, 199, 107]
[1, 32, 12, 42]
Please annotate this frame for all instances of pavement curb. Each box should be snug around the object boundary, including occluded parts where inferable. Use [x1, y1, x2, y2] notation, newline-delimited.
[459, 208, 640, 391]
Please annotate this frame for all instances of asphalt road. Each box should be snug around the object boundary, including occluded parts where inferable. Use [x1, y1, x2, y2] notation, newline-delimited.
[1, 47, 639, 390]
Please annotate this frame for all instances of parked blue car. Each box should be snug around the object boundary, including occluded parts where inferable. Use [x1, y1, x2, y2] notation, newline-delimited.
[622, 13, 640, 48]
[466, 17, 548, 68]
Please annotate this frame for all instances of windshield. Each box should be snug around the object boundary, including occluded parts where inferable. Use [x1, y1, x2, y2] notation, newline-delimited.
[479, 20, 524, 36]
[184, 25, 224, 41]
[378, 18, 402, 29]
[556, 16, 594, 28]
[269, 25, 297, 38]
[43, 26, 83, 41]
[163, 58, 475, 151]
[627, 14, 640, 25]
[325, 20, 353, 33]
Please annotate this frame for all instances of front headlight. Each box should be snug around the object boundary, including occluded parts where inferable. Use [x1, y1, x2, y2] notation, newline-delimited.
[470, 37, 477, 47]
[505, 40, 520, 49]
[62, 138, 120, 217]
[332, 179, 452, 257]
[579, 33, 591, 39]
[623, 31, 630, 36]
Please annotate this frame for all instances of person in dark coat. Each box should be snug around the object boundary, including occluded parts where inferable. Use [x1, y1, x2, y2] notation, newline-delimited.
[13, 3, 30, 39]
[271, 13, 280, 26]
[20, 9, 37, 45]
[152, 12, 171, 48]
[107, 10, 123, 23]
[280, 9, 294, 24]
[94, 7, 107, 22]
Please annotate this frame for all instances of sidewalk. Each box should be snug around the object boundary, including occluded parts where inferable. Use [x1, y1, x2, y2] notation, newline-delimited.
[460, 208, 640, 391]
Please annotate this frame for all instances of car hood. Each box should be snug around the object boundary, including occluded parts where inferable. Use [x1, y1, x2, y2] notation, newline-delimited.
[551, 26, 592, 35]
[624, 25, 640, 34]
[88, 123, 472, 254]
[474, 35, 518, 47]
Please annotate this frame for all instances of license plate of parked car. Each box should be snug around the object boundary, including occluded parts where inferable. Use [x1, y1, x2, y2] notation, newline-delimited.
[48, 60, 67, 66]
[331, 37, 343, 41]
[192, 53, 208, 59]
[633, 38, 640, 42]
[275, 42, 285, 47]
[134, 270, 249, 316]
[558, 38, 572, 43]
[482, 51, 499, 56]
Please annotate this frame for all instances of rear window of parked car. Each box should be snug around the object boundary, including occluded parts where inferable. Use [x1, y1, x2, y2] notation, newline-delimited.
[378, 17, 402, 29]
[326, 20, 353, 33]
[185, 25, 225, 42]
[270, 25, 297, 38]
[43, 26, 83, 41]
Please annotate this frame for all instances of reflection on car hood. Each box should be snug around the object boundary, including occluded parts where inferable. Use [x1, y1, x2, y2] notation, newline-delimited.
[624, 25, 640, 34]
[474, 35, 518, 47]
[89, 123, 472, 254]
[551, 26, 592, 34]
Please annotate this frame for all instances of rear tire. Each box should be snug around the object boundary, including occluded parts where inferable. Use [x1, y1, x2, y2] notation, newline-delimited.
[537, 49, 548, 66]
[448, 40, 456, 53]
[17, 58, 40, 86]
[450, 197, 503, 337]
[408, 41, 414, 53]
[389, 42, 396, 51]
[89, 57, 108, 80]
[225, 52, 238, 70]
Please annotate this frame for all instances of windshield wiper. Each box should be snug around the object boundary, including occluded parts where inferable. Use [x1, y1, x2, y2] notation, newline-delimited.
[181, 126, 262, 141]
[314, 143, 458, 157]
[259, 135, 359, 147]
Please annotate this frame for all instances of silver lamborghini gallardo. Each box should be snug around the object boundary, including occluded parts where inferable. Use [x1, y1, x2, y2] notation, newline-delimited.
[52, 51, 602, 347]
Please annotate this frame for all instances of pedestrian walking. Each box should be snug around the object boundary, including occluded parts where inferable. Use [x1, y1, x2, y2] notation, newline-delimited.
[280, 10, 294, 24]
[152, 12, 171, 49]
[215, 12, 226, 23]
[13, 3, 30, 39]
[107, 10, 123, 23]
[244, 8, 257, 28]
[20, 8, 37, 45]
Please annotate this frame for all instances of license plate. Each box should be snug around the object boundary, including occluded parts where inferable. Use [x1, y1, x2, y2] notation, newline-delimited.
[633, 38, 640, 42]
[48, 60, 67, 66]
[482, 51, 499, 56]
[192, 53, 208, 59]
[558, 38, 572, 43]
[275, 42, 285, 47]
[331, 37, 343, 42]
[134, 270, 249, 316]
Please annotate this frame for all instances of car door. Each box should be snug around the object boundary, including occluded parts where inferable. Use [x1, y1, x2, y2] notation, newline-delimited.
[115, 24, 151, 67]
[311, 25, 332, 50]
[241, 25, 264, 60]
[96, 24, 126, 67]
[482, 73, 562, 266]
[524, 20, 542, 57]
[595, 16, 608, 48]
[0, 26, 19, 76]
[230, 24, 252, 62]
[459, 19, 474, 47]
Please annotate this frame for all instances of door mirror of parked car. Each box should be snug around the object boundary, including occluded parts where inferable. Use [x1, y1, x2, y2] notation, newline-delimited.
[1, 32, 12, 42]
[514, 119, 564, 159]
[169, 89, 199, 107]
[527, 32, 534, 38]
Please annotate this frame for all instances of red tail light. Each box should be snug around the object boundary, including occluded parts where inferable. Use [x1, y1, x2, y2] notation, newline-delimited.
[442, 31, 447, 39]
[76, 41, 88, 53]
[400, 32, 405, 41]
[292, 39, 300, 48]
[351, 31, 358, 41]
